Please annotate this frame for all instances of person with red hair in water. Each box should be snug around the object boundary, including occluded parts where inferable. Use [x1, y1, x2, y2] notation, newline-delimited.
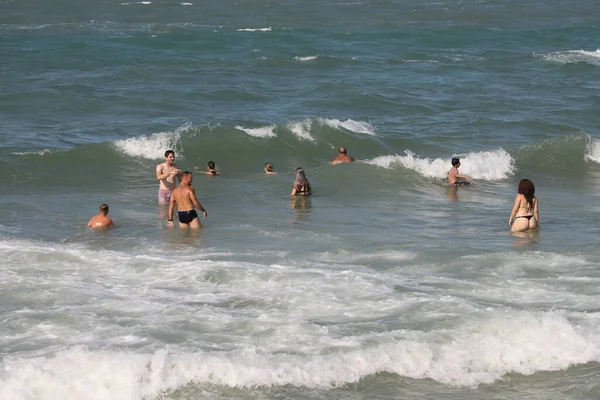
[508, 178, 539, 232]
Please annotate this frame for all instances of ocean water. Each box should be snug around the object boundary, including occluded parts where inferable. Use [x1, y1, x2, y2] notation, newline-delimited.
[1, 0, 600, 399]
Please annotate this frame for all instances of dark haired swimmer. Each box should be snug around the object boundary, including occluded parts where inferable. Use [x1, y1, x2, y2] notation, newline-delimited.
[156, 150, 181, 204]
[291, 167, 312, 196]
[447, 157, 472, 186]
[509, 178, 539, 232]
[167, 171, 208, 229]
[264, 162, 276, 174]
[204, 161, 220, 176]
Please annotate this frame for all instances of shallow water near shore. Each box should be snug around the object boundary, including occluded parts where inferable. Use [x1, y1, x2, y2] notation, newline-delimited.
[1, 0, 600, 399]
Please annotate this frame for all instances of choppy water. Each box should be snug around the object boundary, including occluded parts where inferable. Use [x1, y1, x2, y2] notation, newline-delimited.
[1, 0, 600, 399]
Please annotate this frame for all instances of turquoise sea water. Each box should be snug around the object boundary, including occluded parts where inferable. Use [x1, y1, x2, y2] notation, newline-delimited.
[1, 1, 600, 399]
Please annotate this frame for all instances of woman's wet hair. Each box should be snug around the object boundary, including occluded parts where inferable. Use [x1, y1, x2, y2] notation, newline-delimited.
[265, 162, 273, 171]
[451, 157, 460, 167]
[518, 179, 535, 208]
[294, 167, 310, 188]
[207, 161, 215, 169]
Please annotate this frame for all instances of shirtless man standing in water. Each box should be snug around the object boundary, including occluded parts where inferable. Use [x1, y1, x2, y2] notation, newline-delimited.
[156, 150, 181, 204]
[167, 171, 208, 228]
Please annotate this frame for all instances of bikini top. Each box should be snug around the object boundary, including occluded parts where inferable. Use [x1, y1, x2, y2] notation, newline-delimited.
[296, 184, 309, 194]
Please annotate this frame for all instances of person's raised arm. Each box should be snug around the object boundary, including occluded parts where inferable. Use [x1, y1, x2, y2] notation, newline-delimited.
[508, 194, 520, 225]
[190, 188, 208, 219]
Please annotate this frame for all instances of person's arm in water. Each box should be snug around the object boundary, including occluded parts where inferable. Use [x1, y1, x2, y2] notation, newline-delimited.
[457, 172, 472, 182]
[290, 186, 298, 196]
[189, 187, 208, 219]
[534, 198, 540, 223]
[87, 217, 94, 227]
[167, 195, 176, 227]
[508, 194, 520, 226]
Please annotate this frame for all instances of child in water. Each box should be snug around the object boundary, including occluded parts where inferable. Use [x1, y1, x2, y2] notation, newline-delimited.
[447, 157, 472, 186]
[264, 162, 276, 174]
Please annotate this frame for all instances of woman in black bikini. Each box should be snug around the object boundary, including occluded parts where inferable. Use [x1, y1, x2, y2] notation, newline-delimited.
[508, 178, 539, 232]
[290, 167, 312, 196]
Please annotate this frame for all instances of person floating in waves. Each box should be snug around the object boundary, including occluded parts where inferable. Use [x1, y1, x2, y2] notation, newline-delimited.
[264, 162, 276, 174]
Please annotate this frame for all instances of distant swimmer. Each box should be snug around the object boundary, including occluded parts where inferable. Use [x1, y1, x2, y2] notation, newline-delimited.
[291, 167, 312, 196]
[264, 162, 277, 174]
[447, 157, 472, 186]
[156, 150, 181, 204]
[87, 203, 114, 228]
[204, 161, 220, 176]
[330, 146, 355, 165]
[167, 171, 208, 229]
[508, 178, 539, 232]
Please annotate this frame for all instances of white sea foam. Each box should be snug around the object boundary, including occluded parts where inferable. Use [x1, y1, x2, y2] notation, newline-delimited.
[319, 118, 376, 135]
[235, 125, 277, 138]
[113, 123, 192, 159]
[364, 148, 515, 181]
[2, 236, 600, 397]
[237, 27, 272, 32]
[181, 2, 193, 5]
[584, 137, 600, 163]
[400, 59, 439, 63]
[318, 249, 418, 262]
[535, 49, 600, 65]
[294, 56, 318, 62]
[11, 149, 55, 156]
[0, 311, 598, 399]
[287, 119, 315, 141]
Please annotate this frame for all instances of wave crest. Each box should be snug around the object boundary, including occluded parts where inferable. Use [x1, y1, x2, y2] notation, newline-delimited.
[0, 311, 597, 399]
[113, 123, 192, 159]
[365, 149, 515, 181]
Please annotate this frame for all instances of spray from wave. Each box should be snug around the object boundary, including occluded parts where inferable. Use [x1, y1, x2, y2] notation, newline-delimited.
[535, 49, 600, 65]
[364, 149, 515, 181]
[584, 137, 600, 164]
[235, 125, 277, 138]
[112, 123, 193, 159]
[319, 118, 376, 135]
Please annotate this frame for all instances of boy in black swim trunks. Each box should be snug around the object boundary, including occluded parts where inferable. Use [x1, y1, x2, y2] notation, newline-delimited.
[447, 157, 472, 186]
